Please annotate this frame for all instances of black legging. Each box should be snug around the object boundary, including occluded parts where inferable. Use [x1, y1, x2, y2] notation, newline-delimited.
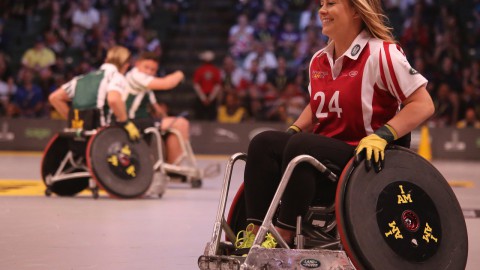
[244, 131, 355, 230]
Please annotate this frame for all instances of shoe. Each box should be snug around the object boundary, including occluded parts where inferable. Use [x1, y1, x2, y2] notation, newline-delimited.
[233, 224, 278, 256]
[234, 223, 256, 249]
[261, 233, 277, 248]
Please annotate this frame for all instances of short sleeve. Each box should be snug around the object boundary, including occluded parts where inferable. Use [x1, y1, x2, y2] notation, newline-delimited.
[61, 76, 81, 98]
[126, 68, 155, 94]
[377, 43, 427, 102]
[107, 73, 128, 95]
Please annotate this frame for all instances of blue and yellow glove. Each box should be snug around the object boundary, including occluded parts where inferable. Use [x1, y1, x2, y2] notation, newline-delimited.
[119, 121, 140, 141]
[355, 124, 398, 172]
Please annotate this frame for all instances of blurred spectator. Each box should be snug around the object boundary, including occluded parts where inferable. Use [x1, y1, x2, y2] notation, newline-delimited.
[7, 68, 44, 118]
[237, 57, 267, 117]
[252, 12, 276, 50]
[0, 19, 8, 51]
[293, 26, 325, 69]
[21, 37, 56, 73]
[193, 51, 222, 120]
[229, 13, 255, 64]
[456, 107, 480, 128]
[220, 55, 244, 94]
[0, 78, 15, 116]
[431, 83, 457, 127]
[276, 20, 301, 61]
[265, 56, 295, 96]
[72, 0, 100, 30]
[262, 0, 285, 35]
[298, 0, 322, 32]
[243, 41, 278, 72]
[279, 72, 308, 124]
[120, 0, 144, 34]
[217, 92, 248, 123]
[433, 56, 463, 100]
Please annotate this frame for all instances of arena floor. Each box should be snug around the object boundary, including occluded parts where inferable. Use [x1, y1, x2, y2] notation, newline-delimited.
[0, 152, 478, 270]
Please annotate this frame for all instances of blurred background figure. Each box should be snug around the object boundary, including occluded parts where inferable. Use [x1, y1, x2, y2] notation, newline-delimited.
[193, 50, 222, 120]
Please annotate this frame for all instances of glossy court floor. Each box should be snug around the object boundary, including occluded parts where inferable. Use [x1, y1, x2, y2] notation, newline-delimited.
[0, 151, 478, 270]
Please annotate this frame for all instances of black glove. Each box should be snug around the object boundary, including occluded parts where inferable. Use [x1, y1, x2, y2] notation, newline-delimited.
[355, 124, 397, 172]
[286, 125, 301, 134]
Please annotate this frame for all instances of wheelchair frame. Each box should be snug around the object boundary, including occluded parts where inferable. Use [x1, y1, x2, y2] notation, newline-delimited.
[145, 126, 203, 190]
[199, 152, 355, 270]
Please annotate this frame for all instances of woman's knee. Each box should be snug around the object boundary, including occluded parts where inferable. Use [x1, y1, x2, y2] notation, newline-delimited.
[248, 130, 284, 153]
[283, 133, 311, 160]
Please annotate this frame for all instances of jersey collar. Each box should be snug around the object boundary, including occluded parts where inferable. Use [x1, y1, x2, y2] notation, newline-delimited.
[100, 63, 119, 72]
[323, 30, 371, 62]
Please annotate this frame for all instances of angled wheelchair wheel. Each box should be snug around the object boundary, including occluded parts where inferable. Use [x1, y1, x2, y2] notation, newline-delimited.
[226, 183, 247, 242]
[86, 126, 154, 199]
[335, 146, 468, 270]
[41, 134, 89, 196]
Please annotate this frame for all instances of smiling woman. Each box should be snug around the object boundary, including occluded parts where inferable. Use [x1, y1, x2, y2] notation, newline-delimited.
[232, 0, 435, 254]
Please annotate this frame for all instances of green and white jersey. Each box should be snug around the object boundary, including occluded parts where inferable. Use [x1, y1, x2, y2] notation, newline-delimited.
[62, 63, 128, 124]
[125, 67, 157, 119]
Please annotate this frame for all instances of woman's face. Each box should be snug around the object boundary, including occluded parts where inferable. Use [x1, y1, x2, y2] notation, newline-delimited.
[319, 0, 358, 40]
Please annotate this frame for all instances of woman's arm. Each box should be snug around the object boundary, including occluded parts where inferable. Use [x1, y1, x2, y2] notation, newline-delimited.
[387, 86, 435, 137]
[48, 88, 70, 119]
[147, 71, 184, 91]
[291, 104, 314, 132]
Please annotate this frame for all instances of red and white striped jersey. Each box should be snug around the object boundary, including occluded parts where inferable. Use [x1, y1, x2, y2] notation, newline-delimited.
[308, 30, 427, 146]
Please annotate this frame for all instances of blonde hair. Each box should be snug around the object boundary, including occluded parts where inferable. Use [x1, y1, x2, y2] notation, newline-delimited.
[350, 0, 396, 43]
[105, 46, 131, 70]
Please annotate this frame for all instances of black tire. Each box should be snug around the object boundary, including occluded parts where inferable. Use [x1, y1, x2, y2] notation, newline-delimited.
[336, 146, 468, 270]
[41, 134, 89, 196]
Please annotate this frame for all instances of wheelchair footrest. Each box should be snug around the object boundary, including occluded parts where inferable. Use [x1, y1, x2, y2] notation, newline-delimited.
[243, 247, 354, 270]
[198, 255, 244, 270]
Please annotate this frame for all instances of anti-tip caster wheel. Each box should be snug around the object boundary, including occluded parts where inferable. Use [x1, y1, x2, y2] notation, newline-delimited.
[191, 179, 202, 188]
[91, 188, 99, 199]
[45, 188, 52, 197]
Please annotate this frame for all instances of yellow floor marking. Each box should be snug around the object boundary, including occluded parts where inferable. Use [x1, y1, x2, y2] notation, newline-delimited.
[447, 180, 475, 188]
[0, 179, 106, 196]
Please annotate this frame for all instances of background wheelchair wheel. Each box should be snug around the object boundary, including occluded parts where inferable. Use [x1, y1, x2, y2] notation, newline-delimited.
[335, 146, 468, 270]
[41, 134, 89, 196]
[86, 127, 154, 199]
[226, 183, 247, 242]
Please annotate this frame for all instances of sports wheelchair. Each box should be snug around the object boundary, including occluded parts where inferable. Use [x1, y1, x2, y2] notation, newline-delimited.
[41, 109, 211, 199]
[199, 146, 468, 269]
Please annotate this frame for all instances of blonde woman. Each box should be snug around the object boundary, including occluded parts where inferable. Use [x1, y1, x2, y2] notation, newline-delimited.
[49, 46, 140, 140]
[234, 0, 434, 252]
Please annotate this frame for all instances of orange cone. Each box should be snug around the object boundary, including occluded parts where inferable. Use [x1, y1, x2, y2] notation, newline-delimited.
[417, 125, 432, 161]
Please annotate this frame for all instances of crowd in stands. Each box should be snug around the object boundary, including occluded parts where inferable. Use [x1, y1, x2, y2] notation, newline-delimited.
[0, 0, 188, 119]
[214, 0, 480, 128]
[0, 0, 479, 129]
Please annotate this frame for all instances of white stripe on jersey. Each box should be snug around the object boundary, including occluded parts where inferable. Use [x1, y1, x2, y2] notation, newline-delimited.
[379, 44, 401, 101]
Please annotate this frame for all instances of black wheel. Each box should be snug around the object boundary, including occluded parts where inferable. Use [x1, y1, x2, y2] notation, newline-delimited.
[41, 134, 89, 196]
[86, 127, 153, 198]
[336, 146, 468, 270]
[45, 188, 52, 197]
[91, 187, 99, 199]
